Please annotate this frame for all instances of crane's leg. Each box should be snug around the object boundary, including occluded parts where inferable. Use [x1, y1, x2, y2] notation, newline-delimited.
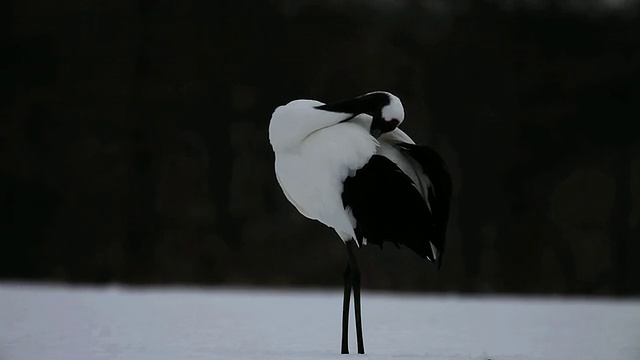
[341, 258, 351, 354]
[346, 241, 365, 354]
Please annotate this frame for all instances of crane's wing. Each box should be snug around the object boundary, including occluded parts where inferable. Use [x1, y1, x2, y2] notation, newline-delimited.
[341, 155, 439, 264]
[395, 143, 452, 269]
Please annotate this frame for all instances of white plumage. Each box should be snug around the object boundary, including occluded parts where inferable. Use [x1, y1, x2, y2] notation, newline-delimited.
[271, 108, 376, 240]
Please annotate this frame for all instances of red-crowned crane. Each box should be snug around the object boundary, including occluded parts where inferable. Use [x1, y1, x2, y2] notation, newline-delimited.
[268, 91, 452, 354]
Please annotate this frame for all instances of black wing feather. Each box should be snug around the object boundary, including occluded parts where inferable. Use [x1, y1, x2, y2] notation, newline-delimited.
[396, 143, 452, 269]
[342, 155, 438, 262]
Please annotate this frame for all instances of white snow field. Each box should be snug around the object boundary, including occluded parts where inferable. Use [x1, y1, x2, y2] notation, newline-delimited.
[1, 284, 639, 360]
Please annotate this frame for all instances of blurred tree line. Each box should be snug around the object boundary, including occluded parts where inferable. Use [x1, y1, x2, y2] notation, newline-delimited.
[1, 0, 639, 294]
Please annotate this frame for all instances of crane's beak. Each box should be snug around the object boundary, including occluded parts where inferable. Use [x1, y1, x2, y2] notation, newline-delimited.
[314, 93, 381, 117]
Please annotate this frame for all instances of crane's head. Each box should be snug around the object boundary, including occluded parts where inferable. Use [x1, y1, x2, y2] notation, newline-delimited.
[314, 91, 404, 137]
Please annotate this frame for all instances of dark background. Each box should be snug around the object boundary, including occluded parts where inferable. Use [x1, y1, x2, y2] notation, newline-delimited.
[1, 0, 639, 295]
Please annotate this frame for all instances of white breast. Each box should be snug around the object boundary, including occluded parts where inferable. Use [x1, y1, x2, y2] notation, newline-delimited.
[274, 120, 378, 240]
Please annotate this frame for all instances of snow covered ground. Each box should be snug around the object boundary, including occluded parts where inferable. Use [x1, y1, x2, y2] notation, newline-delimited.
[1, 284, 639, 360]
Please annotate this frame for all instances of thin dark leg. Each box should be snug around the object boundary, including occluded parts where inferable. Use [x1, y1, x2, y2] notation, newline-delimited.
[353, 266, 365, 354]
[341, 262, 351, 354]
[346, 242, 365, 354]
